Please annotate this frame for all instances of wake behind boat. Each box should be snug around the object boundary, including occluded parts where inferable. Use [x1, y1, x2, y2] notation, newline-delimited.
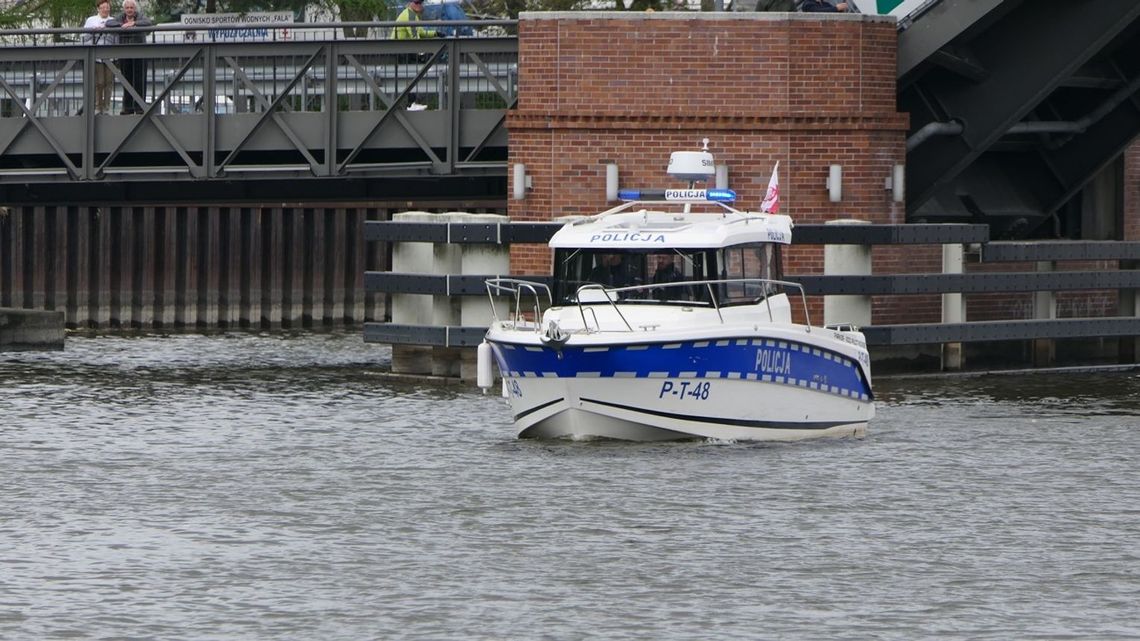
[477, 143, 874, 441]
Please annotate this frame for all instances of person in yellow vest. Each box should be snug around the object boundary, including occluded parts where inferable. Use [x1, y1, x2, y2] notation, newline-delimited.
[392, 0, 437, 110]
[393, 0, 437, 40]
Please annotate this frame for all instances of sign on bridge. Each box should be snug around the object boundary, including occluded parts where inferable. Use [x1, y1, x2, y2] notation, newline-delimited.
[179, 12, 295, 42]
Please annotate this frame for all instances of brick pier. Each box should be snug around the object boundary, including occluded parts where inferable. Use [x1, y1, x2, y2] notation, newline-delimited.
[507, 12, 911, 310]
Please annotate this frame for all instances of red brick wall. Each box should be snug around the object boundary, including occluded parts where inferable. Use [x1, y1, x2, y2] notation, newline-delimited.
[507, 12, 909, 321]
[506, 13, 1140, 331]
[509, 13, 906, 220]
[1127, 137, 1140, 242]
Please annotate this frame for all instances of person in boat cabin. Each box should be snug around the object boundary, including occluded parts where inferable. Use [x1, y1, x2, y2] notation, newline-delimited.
[650, 254, 688, 301]
[588, 253, 627, 287]
[651, 254, 681, 283]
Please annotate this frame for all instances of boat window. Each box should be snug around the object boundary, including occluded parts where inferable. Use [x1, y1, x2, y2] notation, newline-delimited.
[553, 250, 648, 303]
[717, 244, 783, 305]
[552, 249, 710, 305]
[648, 250, 709, 303]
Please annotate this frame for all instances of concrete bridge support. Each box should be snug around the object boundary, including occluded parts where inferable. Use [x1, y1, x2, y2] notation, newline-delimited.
[0, 308, 64, 351]
[388, 211, 510, 377]
[823, 219, 873, 329]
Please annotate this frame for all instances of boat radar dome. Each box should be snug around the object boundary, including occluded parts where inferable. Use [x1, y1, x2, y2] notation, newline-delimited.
[667, 138, 716, 182]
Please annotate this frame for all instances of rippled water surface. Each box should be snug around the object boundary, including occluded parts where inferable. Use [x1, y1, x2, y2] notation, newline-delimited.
[2, 333, 1139, 640]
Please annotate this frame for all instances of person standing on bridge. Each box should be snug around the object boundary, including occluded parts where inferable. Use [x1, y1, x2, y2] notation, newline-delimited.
[82, 0, 115, 115]
[800, 0, 849, 11]
[106, 0, 153, 115]
[393, 0, 438, 41]
[392, 0, 438, 111]
[755, 0, 795, 10]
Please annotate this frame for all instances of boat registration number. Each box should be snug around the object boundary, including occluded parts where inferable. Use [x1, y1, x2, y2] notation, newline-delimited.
[658, 380, 711, 400]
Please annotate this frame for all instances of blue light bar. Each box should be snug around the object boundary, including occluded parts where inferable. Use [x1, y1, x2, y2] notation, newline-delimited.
[617, 188, 737, 202]
[705, 188, 736, 202]
[617, 189, 652, 201]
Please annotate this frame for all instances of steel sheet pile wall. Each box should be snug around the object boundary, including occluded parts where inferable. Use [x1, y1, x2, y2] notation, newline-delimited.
[0, 205, 388, 330]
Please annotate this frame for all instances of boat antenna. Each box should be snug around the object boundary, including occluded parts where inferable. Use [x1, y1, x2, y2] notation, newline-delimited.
[686, 139, 711, 212]
[692, 139, 710, 189]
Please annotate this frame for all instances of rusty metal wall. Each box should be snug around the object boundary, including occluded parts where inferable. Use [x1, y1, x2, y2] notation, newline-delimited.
[0, 205, 389, 330]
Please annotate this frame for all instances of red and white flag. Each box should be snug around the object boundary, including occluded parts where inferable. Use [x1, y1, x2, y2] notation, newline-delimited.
[760, 161, 780, 214]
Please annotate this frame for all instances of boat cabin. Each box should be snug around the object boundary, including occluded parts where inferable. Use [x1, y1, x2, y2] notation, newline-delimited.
[551, 243, 784, 307]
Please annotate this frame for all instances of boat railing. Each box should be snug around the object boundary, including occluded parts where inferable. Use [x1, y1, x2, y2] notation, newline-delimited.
[485, 278, 552, 330]
[574, 278, 812, 333]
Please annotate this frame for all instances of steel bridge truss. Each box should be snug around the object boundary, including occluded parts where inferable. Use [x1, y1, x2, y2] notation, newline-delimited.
[0, 36, 517, 183]
[899, 0, 1140, 238]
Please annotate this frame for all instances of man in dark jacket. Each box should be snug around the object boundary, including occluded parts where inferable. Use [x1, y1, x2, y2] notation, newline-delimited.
[106, 0, 153, 114]
[801, 0, 849, 10]
[755, 0, 795, 9]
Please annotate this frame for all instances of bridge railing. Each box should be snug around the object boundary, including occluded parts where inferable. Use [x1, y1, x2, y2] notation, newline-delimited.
[0, 22, 517, 182]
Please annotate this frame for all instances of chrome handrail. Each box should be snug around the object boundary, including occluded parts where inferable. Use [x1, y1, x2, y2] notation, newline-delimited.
[573, 277, 812, 334]
[485, 278, 552, 330]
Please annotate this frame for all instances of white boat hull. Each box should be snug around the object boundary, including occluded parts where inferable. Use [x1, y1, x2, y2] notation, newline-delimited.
[486, 326, 875, 442]
[511, 378, 870, 441]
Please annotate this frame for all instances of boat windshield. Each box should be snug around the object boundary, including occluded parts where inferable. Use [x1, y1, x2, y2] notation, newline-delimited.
[552, 244, 783, 306]
[553, 249, 708, 304]
[716, 243, 784, 305]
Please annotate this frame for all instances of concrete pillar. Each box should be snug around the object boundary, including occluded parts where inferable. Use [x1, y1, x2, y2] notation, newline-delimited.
[1118, 260, 1140, 363]
[390, 211, 436, 375]
[430, 213, 465, 377]
[1032, 260, 1057, 367]
[823, 219, 872, 328]
[457, 212, 510, 380]
[941, 243, 965, 370]
[391, 211, 513, 379]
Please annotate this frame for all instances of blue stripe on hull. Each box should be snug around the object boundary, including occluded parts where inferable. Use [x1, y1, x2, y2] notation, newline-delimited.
[488, 337, 872, 401]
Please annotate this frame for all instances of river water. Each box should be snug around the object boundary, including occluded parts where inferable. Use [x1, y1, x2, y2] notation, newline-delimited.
[2, 332, 1138, 640]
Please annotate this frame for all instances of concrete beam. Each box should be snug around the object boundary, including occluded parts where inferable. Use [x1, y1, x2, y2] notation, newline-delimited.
[0, 308, 65, 351]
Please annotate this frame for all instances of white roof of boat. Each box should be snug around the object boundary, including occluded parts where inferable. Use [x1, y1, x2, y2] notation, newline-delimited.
[549, 206, 794, 249]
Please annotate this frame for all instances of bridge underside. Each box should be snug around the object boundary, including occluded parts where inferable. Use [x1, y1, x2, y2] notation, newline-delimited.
[899, 0, 1140, 239]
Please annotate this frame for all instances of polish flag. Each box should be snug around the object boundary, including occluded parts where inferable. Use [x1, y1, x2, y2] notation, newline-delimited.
[760, 162, 780, 214]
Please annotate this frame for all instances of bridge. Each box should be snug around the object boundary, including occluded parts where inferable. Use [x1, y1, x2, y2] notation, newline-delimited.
[0, 21, 517, 203]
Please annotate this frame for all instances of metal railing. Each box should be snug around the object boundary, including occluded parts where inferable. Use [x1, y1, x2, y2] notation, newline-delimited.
[562, 278, 811, 332]
[0, 21, 517, 182]
[485, 278, 552, 331]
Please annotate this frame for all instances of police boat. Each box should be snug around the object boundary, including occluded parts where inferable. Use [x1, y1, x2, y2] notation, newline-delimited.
[476, 145, 874, 441]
